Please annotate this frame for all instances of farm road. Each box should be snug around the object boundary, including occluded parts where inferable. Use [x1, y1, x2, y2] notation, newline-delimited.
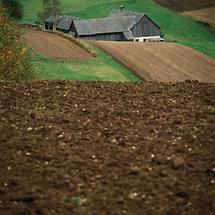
[94, 41, 215, 83]
[0, 81, 215, 215]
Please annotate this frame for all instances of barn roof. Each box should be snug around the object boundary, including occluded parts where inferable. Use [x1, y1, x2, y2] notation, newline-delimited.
[46, 15, 81, 31]
[109, 9, 144, 25]
[57, 16, 81, 31]
[73, 16, 137, 36]
[123, 30, 134, 40]
[109, 9, 160, 29]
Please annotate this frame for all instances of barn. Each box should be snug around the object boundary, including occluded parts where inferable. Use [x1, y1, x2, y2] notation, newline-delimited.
[70, 16, 136, 41]
[45, 7, 162, 42]
[109, 8, 162, 42]
[70, 8, 162, 42]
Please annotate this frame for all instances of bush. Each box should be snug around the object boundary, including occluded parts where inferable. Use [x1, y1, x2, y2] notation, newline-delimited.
[0, 0, 23, 20]
[0, 7, 36, 81]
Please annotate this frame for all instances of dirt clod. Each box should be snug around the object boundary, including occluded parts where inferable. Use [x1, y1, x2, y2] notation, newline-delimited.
[172, 156, 185, 169]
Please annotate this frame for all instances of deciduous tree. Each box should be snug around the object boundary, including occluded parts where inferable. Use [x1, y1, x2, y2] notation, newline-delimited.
[38, 0, 62, 30]
[0, 7, 35, 80]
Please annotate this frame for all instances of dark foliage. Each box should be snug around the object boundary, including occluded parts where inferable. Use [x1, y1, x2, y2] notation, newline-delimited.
[0, 0, 23, 19]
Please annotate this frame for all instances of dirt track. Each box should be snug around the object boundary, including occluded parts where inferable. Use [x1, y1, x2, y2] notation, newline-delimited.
[22, 28, 94, 61]
[0, 81, 215, 215]
[94, 41, 215, 83]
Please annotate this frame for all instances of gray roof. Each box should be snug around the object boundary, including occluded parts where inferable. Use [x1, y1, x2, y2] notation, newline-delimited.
[57, 16, 80, 31]
[73, 16, 136, 36]
[109, 9, 160, 29]
[46, 15, 80, 31]
[109, 9, 144, 26]
[123, 30, 134, 40]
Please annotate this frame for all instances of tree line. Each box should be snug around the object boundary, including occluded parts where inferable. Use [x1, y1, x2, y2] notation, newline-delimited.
[0, 0, 62, 22]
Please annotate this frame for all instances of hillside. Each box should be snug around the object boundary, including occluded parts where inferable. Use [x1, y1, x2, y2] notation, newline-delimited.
[94, 41, 215, 83]
[153, 0, 215, 11]
[0, 81, 214, 215]
[20, 0, 215, 59]
[21, 28, 139, 82]
[183, 6, 215, 28]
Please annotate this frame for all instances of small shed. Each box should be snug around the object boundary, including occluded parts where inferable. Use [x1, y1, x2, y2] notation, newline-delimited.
[45, 15, 62, 30]
[56, 16, 81, 33]
[45, 15, 80, 33]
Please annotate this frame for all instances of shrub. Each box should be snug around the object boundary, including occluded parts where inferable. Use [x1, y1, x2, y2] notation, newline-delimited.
[0, 0, 23, 20]
[0, 7, 36, 81]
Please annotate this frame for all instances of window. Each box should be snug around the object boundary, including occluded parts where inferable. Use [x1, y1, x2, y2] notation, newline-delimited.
[135, 39, 139, 42]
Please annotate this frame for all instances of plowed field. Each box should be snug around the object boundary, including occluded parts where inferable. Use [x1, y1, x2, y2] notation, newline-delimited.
[154, 0, 215, 11]
[94, 41, 215, 83]
[183, 6, 215, 28]
[0, 81, 215, 215]
[22, 28, 94, 61]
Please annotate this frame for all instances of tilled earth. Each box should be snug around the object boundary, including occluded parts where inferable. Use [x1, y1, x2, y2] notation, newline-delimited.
[22, 29, 94, 61]
[153, 0, 215, 11]
[0, 81, 214, 215]
[93, 42, 215, 83]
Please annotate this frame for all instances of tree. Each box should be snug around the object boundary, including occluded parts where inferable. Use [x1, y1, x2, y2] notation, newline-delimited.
[0, 0, 23, 20]
[0, 7, 35, 80]
[38, 0, 62, 30]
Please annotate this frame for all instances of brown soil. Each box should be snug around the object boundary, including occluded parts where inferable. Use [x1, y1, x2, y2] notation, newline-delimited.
[153, 0, 215, 11]
[22, 28, 94, 61]
[182, 6, 215, 28]
[94, 41, 215, 83]
[0, 81, 215, 215]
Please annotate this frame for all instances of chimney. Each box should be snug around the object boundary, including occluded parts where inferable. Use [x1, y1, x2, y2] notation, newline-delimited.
[120, 5, 124, 12]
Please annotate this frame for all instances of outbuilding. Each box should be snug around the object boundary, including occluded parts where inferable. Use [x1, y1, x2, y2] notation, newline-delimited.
[45, 15, 80, 33]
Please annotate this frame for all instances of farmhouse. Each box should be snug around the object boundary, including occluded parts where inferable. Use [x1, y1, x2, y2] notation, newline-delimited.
[45, 7, 162, 42]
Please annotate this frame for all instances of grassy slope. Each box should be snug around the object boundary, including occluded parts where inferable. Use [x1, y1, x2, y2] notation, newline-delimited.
[32, 44, 139, 82]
